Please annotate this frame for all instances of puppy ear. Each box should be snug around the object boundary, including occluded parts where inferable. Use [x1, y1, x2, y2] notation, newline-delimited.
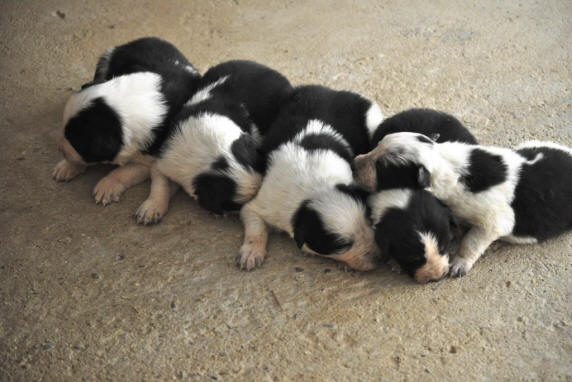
[417, 165, 431, 188]
[429, 133, 440, 142]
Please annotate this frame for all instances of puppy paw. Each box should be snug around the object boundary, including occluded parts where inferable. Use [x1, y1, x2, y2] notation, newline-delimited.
[449, 257, 474, 278]
[134, 199, 167, 225]
[93, 176, 126, 206]
[236, 240, 266, 271]
[52, 160, 86, 182]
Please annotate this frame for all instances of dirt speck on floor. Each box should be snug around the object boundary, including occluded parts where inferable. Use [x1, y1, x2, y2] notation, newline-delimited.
[1, 0, 571, 380]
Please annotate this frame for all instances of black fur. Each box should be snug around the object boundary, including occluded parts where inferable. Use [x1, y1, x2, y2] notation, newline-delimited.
[374, 161, 430, 191]
[371, 108, 477, 147]
[262, 85, 374, 157]
[192, 173, 242, 215]
[299, 134, 353, 164]
[199, 60, 293, 134]
[211, 156, 229, 171]
[511, 146, 572, 241]
[292, 201, 354, 255]
[68, 37, 201, 162]
[64, 98, 123, 163]
[230, 134, 265, 173]
[374, 190, 457, 277]
[461, 149, 507, 193]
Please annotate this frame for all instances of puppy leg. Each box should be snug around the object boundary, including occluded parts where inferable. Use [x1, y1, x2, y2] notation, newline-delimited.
[93, 164, 150, 206]
[134, 167, 178, 225]
[52, 159, 86, 182]
[237, 204, 268, 270]
[449, 226, 499, 277]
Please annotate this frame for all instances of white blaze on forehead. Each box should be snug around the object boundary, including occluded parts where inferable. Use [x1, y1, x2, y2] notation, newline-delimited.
[186, 75, 229, 106]
[365, 102, 383, 139]
[414, 231, 449, 283]
[368, 188, 412, 225]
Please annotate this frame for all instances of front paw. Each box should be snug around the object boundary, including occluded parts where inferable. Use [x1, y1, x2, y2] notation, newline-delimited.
[93, 176, 126, 206]
[52, 160, 86, 182]
[134, 198, 167, 225]
[236, 240, 266, 271]
[449, 257, 474, 278]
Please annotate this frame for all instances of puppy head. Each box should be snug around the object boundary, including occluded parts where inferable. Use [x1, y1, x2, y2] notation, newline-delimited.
[60, 89, 123, 165]
[292, 184, 380, 271]
[192, 134, 263, 215]
[371, 190, 456, 283]
[353, 132, 438, 192]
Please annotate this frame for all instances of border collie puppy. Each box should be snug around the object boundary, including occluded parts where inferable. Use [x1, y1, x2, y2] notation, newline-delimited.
[52, 37, 200, 209]
[362, 134, 572, 277]
[236, 85, 384, 271]
[354, 109, 475, 282]
[139, 60, 293, 222]
[354, 108, 477, 193]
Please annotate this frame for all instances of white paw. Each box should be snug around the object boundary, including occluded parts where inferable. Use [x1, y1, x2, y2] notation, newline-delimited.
[52, 160, 85, 182]
[449, 257, 474, 278]
[93, 176, 125, 206]
[134, 198, 167, 225]
[236, 240, 266, 271]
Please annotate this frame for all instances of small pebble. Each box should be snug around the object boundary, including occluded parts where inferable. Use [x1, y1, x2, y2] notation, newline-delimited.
[43, 342, 53, 350]
[294, 267, 304, 272]
[170, 301, 177, 309]
[449, 345, 457, 354]
[108, 24, 116, 29]
[323, 323, 334, 328]
[324, 268, 331, 273]
[505, 280, 511, 287]
[56, 10, 66, 19]
[91, 272, 100, 280]
[117, 253, 125, 261]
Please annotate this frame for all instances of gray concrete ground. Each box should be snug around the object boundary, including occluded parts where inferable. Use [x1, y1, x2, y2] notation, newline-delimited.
[1, 0, 571, 380]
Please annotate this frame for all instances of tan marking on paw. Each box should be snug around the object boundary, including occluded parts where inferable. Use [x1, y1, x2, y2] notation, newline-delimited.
[52, 159, 86, 182]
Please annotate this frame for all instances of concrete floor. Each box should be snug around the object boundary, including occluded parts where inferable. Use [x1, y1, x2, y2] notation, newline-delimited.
[1, 0, 571, 380]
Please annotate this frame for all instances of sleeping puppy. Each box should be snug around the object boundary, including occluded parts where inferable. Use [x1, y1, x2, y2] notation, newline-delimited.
[353, 108, 475, 283]
[354, 108, 477, 192]
[52, 37, 200, 214]
[360, 134, 572, 277]
[237, 85, 384, 271]
[143, 60, 292, 221]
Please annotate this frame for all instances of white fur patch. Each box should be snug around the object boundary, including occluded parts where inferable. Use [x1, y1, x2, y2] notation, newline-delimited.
[292, 119, 353, 156]
[63, 72, 168, 164]
[368, 188, 412, 225]
[365, 102, 384, 139]
[156, 112, 261, 203]
[186, 75, 229, 106]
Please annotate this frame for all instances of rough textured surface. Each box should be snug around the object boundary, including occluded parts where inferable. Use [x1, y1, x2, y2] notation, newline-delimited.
[1, 0, 571, 380]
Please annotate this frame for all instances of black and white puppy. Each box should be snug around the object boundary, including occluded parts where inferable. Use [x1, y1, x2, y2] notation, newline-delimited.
[237, 85, 384, 271]
[52, 37, 201, 215]
[362, 134, 572, 277]
[144, 60, 293, 220]
[354, 108, 477, 193]
[353, 109, 476, 283]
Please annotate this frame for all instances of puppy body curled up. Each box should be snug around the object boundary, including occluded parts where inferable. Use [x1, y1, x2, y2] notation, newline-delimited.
[144, 60, 293, 222]
[362, 133, 572, 277]
[354, 109, 477, 283]
[53, 37, 201, 214]
[237, 85, 384, 271]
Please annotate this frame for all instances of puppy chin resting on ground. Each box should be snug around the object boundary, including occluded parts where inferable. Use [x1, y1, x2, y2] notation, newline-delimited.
[357, 132, 572, 278]
[237, 85, 384, 271]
